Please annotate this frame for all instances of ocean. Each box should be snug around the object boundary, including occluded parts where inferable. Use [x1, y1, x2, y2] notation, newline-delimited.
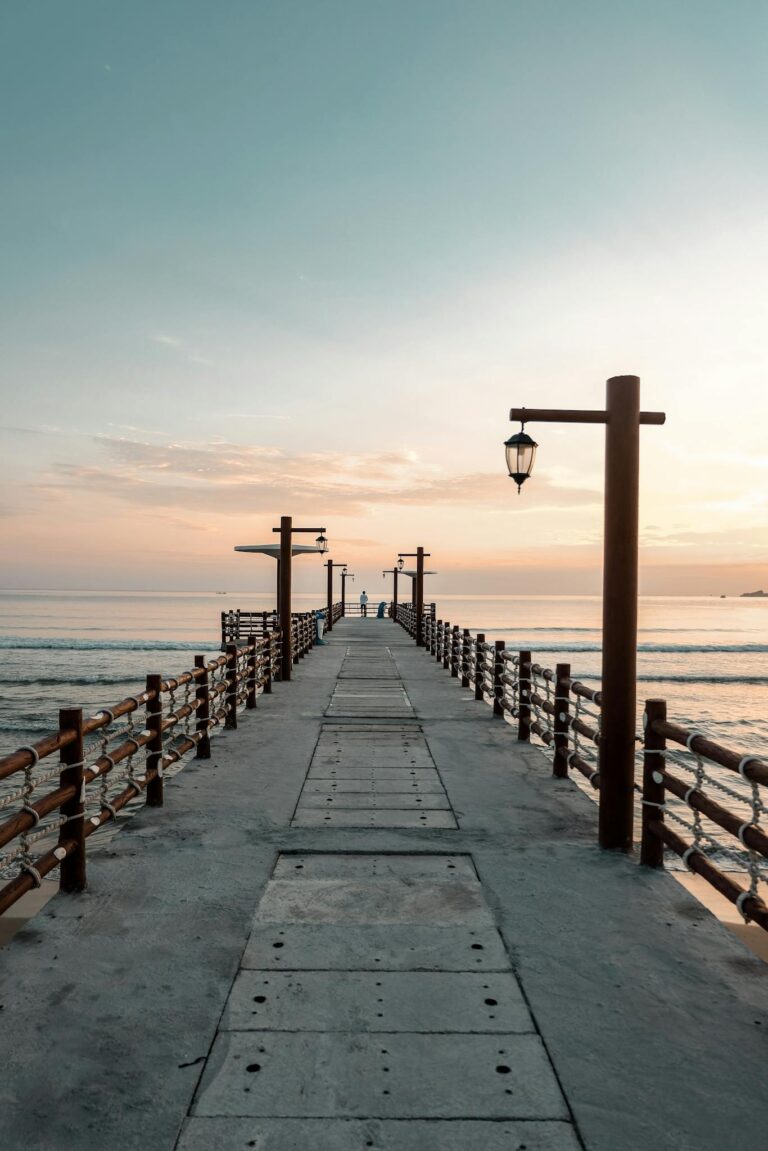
[1, 589, 767, 760]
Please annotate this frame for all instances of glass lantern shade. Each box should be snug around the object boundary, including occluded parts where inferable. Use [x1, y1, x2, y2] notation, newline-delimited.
[504, 430, 538, 493]
[316, 533, 329, 553]
[397, 556, 405, 571]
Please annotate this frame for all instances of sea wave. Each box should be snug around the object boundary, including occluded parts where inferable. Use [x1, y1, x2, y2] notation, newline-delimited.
[636, 674, 768, 685]
[0, 637, 212, 652]
[0, 673, 142, 687]
[503, 642, 768, 654]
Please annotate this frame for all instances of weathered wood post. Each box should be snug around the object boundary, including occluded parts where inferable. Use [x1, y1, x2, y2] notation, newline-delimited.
[553, 663, 571, 778]
[641, 699, 667, 867]
[247, 634, 258, 709]
[225, 643, 238, 729]
[442, 622, 451, 670]
[145, 673, 164, 806]
[326, 560, 334, 632]
[518, 650, 532, 741]
[509, 378, 665, 851]
[474, 634, 486, 701]
[461, 629, 471, 687]
[194, 655, 211, 758]
[435, 620, 442, 661]
[279, 515, 293, 681]
[493, 640, 505, 717]
[58, 707, 85, 892]
[415, 546, 425, 646]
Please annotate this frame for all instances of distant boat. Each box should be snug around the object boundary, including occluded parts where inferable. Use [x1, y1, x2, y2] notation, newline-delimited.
[215, 591, 227, 595]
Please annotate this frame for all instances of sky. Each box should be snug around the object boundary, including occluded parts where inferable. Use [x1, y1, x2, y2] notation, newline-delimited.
[1, 0, 767, 598]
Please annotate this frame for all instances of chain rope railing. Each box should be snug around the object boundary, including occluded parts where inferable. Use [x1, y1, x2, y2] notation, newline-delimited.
[405, 606, 768, 936]
[641, 699, 768, 931]
[0, 627, 295, 917]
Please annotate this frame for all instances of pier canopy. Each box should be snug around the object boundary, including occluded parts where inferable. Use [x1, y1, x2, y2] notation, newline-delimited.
[234, 544, 321, 558]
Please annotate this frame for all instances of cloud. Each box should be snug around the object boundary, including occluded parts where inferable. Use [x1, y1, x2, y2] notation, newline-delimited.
[40, 435, 601, 518]
[152, 334, 212, 367]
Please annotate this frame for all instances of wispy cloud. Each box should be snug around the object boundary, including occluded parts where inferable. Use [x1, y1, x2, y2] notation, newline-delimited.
[40, 435, 601, 518]
[152, 333, 212, 367]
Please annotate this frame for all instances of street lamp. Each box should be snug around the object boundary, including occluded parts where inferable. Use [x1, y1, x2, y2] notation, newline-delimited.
[323, 559, 349, 631]
[269, 517, 328, 681]
[316, 532, 329, 554]
[506, 375, 665, 852]
[382, 564, 402, 623]
[340, 568, 355, 615]
[504, 413, 538, 493]
[398, 548, 431, 647]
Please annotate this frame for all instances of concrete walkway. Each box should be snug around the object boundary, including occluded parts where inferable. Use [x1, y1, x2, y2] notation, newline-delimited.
[1, 620, 767, 1151]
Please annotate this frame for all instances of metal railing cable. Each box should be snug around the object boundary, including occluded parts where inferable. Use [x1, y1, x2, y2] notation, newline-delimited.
[0, 627, 291, 917]
[407, 607, 768, 935]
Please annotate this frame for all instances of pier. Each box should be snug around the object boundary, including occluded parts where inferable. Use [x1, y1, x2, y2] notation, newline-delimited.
[1, 618, 768, 1151]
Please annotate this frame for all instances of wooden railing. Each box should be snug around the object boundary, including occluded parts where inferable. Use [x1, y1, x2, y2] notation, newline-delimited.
[222, 606, 342, 649]
[341, 600, 392, 618]
[417, 613, 603, 788]
[401, 605, 768, 936]
[0, 629, 286, 916]
[641, 701, 768, 930]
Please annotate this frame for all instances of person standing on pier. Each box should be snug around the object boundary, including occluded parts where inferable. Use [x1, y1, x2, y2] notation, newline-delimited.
[360, 589, 369, 617]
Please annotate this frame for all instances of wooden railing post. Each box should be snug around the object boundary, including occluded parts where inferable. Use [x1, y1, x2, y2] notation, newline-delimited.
[446, 630, 460, 672]
[474, 634, 486, 701]
[493, 640, 505, 717]
[194, 655, 211, 758]
[434, 620, 442, 661]
[146, 673, 164, 806]
[271, 629, 281, 682]
[461, 629, 471, 687]
[553, 663, 571, 778]
[247, 634, 258, 709]
[58, 707, 86, 892]
[262, 638, 273, 695]
[641, 699, 667, 867]
[442, 622, 451, 670]
[518, 650, 532, 741]
[225, 643, 238, 729]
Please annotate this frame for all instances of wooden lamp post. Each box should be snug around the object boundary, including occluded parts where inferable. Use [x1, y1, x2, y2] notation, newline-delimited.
[323, 559, 348, 632]
[269, 517, 328, 681]
[382, 561, 402, 623]
[340, 568, 354, 615]
[507, 375, 665, 852]
[397, 547, 430, 647]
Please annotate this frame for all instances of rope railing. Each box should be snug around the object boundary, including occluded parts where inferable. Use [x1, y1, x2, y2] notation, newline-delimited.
[0, 630, 284, 917]
[416, 612, 603, 787]
[641, 699, 768, 932]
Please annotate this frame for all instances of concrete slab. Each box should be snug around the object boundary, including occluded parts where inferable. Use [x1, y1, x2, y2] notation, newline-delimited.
[271, 853, 477, 881]
[193, 1032, 569, 1119]
[252, 879, 492, 925]
[177, 1117, 582, 1151]
[241, 925, 512, 970]
[307, 767, 439, 781]
[291, 808, 457, 828]
[296, 791, 451, 809]
[224, 970, 534, 1032]
[305, 777, 445, 794]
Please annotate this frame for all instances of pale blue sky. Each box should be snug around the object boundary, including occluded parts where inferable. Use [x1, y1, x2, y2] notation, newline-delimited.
[1, 2, 767, 591]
